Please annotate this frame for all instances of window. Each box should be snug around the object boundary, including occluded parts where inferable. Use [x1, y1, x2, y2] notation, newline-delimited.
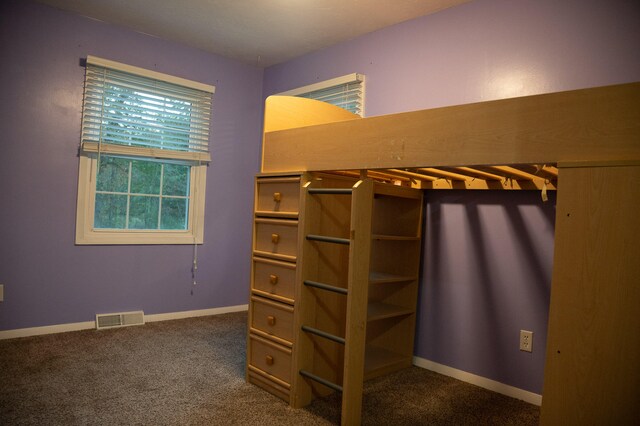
[75, 56, 214, 245]
[277, 73, 365, 116]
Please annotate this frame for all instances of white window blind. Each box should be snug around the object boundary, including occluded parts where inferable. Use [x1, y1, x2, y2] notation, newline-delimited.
[81, 56, 214, 162]
[277, 73, 365, 117]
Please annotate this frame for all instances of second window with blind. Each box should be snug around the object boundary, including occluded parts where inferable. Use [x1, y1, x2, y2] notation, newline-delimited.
[75, 56, 214, 245]
[276, 73, 365, 116]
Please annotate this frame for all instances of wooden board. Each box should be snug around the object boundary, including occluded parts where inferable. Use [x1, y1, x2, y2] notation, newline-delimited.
[262, 82, 640, 173]
[540, 164, 640, 424]
[261, 96, 360, 172]
[342, 179, 374, 426]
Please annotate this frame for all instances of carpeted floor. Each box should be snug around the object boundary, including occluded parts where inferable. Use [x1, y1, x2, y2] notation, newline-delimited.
[0, 312, 539, 425]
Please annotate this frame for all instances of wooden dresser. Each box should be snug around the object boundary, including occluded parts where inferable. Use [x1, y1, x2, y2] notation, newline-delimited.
[246, 172, 304, 401]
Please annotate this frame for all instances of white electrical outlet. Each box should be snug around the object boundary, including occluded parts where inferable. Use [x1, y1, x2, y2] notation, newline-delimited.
[520, 330, 533, 352]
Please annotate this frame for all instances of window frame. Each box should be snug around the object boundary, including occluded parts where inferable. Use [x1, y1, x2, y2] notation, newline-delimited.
[75, 56, 213, 245]
[76, 154, 207, 245]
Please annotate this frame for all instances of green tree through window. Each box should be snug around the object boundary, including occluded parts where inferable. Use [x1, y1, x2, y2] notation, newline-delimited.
[95, 156, 190, 230]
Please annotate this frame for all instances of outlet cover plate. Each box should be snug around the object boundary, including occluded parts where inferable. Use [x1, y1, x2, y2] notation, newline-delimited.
[520, 330, 533, 352]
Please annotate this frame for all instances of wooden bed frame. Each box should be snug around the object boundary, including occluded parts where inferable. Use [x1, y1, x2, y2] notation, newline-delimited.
[255, 81, 640, 424]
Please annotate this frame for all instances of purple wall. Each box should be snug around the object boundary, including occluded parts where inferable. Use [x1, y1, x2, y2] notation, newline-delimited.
[263, 0, 640, 394]
[264, 0, 640, 114]
[0, 1, 263, 330]
[419, 191, 555, 393]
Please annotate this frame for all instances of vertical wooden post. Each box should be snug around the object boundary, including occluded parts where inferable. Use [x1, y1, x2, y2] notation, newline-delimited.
[291, 175, 316, 408]
[341, 179, 374, 425]
[541, 162, 640, 424]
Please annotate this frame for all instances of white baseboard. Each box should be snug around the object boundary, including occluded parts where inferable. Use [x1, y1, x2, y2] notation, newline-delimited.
[413, 356, 542, 406]
[0, 304, 248, 340]
[144, 305, 248, 322]
[0, 320, 96, 340]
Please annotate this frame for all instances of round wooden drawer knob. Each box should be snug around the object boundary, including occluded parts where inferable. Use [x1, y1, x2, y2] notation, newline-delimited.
[269, 274, 278, 285]
[273, 192, 282, 202]
[265, 355, 274, 366]
[267, 315, 276, 326]
[271, 233, 280, 244]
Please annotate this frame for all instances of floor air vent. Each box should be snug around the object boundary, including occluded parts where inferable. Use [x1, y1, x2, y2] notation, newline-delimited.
[96, 311, 145, 330]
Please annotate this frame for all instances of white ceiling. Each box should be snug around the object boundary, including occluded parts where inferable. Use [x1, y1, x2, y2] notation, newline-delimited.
[36, 0, 470, 67]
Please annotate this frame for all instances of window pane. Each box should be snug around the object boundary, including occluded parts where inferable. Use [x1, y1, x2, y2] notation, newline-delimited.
[95, 193, 127, 229]
[129, 196, 159, 229]
[96, 156, 129, 192]
[161, 198, 188, 230]
[163, 164, 190, 196]
[130, 159, 161, 195]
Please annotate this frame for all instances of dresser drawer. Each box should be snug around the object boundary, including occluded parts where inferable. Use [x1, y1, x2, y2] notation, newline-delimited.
[256, 177, 300, 215]
[252, 257, 295, 303]
[249, 334, 292, 384]
[254, 218, 298, 259]
[251, 296, 294, 343]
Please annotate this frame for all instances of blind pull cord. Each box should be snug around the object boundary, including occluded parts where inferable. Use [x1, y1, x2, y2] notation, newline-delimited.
[191, 242, 198, 294]
[191, 158, 202, 295]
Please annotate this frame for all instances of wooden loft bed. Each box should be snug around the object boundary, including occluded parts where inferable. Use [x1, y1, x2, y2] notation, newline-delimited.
[248, 82, 640, 425]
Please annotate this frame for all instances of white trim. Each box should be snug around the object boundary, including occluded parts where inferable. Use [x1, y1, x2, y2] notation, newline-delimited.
[144, 305, 248, 322]
[0, 304, 248, 340]
[277, 73, 364, 97]
[81, 142, 211, 163]
[87, 55, 215, 93]
[0, 321, 95, 340]
[413, 356, 542, 406]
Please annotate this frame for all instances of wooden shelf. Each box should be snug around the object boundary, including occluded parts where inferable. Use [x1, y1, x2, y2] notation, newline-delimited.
[369, 271, 416, 284]
[371, 234, 420, 241]
[364, 346, 408, 378]
[367, 301, 413, 322]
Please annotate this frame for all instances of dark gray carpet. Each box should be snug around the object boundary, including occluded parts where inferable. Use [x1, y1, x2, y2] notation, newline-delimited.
[0, 312, 539, 425]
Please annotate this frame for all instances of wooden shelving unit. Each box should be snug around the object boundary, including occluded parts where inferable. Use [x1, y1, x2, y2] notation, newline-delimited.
[362, 184, 422, 387]
[288, 177, 423, 425]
